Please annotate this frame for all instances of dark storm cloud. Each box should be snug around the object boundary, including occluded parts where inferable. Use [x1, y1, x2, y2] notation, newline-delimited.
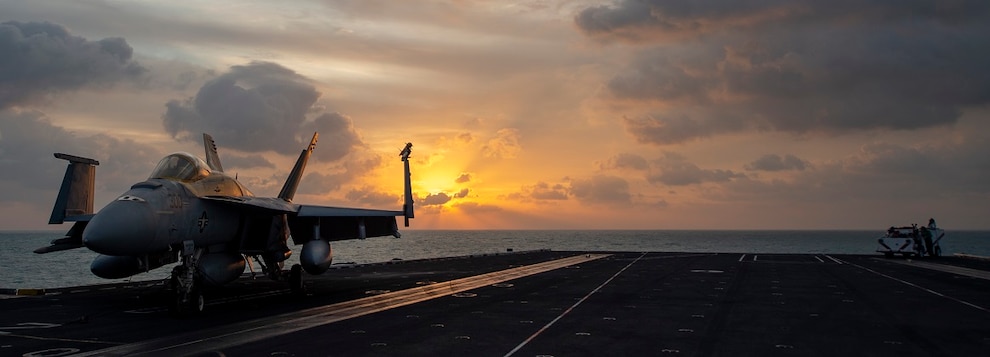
[0, 21, 146, 109]
[568, 175, 631, 204]
[745, 154, 809, 172]
[648, 153, 745, 186]
[0, 109, 162, 201]
[577, 1, 990, 143]
[162, 61, 364, 157]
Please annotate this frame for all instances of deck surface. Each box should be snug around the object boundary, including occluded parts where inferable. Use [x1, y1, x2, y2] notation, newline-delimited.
[2, 251, 989, 356]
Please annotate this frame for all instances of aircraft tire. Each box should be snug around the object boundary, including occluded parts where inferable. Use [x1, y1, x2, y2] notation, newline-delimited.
[172, 285, 205, 316]
[289, 264, 305, 295]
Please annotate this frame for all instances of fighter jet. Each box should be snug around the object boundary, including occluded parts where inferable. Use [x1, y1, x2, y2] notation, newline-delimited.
[35, 133, 415, 314]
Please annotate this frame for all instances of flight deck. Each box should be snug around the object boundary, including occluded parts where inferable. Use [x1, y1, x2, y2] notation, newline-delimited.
[2, 250, 989, 356]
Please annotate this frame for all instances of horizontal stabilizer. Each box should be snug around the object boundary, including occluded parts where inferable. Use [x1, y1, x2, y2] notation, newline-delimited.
[34, 221, 87, 254]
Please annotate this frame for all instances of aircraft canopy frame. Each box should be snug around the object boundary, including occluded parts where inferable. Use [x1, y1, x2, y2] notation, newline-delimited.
[149, 152, 211, 182]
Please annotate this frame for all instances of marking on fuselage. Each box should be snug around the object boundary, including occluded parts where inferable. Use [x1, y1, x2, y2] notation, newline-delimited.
[72, 254, 611, 357]
[197, 211, 209, 233]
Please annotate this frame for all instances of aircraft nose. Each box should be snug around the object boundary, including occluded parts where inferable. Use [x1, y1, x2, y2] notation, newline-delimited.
[83, 200, 157, 256]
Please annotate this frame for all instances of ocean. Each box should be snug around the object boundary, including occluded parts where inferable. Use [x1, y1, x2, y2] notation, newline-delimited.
[2, 230, 989, 289]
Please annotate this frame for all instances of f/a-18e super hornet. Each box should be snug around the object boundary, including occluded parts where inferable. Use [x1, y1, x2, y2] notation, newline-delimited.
[36, 133, 414, 314]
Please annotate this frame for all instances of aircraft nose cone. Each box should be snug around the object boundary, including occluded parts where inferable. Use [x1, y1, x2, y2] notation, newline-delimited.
[83, 201, 157, 256]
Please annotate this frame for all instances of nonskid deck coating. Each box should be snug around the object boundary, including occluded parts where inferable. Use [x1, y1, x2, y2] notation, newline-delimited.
[1, 251, 989, 356]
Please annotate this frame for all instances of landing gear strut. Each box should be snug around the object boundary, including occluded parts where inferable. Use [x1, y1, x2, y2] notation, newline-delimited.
[169, 246, 205, 315]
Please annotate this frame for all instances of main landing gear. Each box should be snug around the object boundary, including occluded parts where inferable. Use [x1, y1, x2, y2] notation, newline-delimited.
[289, 264, 306, 295]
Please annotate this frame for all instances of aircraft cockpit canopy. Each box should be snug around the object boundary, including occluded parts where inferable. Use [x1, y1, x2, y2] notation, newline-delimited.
[150, 152, 211, 182]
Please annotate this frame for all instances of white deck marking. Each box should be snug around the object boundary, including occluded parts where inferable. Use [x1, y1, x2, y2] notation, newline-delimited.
[70, 254, 610, 357]
[824, 255, 843, 264]
[503, 252, 646, 357]
[813, 255, 825, 263]
[835, 257, 990, 314]
[738, 254, 747, 262]
[878, 259, 990, 281]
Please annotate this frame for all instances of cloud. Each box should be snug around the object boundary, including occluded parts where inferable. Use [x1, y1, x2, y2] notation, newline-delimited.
[0, 109, 162, 202]
[455, 173, 472, 183]
[221, 153, 276, 170]
[598, 152, 649, 171]
[308, 112, 365, 162]
[457, 132, 474, 144]
[648, 152, 746, 186]
[481, 128, 522, 159]
[745, 154, 809, 172]
[0, 21, 146, 109]
[453, 201, 502, 213]
[578, 1, 990, 143]
[508, 181, 569, 202]
[568, 175, 631, 204]
[530, 182, 569, 200]
[162, 61, 364, 157]
[344, 186, 400, 207]
[453, 188, 470, 199]
[296, 154, 383, 195]
[421, 192, 452, 206]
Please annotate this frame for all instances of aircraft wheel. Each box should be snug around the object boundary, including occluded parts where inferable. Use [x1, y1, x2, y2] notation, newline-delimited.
[172, 285, 205, 316]
[289, 264, 306, 295]
[883, 252, 893, 259]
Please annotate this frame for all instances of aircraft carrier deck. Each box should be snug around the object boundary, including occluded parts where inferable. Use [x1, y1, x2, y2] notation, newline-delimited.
[2, 250, 989, 356]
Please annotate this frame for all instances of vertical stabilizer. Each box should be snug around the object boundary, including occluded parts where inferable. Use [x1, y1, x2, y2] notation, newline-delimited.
[399, 143, 414, 227]
[49, 153, 100, 224]
[203, 133, 224, 172]
[279, 132, 318, 202]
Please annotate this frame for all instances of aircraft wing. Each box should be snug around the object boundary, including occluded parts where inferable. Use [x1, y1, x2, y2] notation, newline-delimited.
[296, 205, 404, 217]
[290, 204, 404, 242]
[201, 196, 404, 241]
[200, 196, 297, 213]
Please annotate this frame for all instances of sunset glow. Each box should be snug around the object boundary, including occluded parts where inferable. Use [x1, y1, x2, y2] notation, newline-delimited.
[2, 1, 989, 230]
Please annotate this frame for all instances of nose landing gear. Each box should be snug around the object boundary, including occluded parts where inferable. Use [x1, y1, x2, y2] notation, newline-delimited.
[169, 246, 205, 316]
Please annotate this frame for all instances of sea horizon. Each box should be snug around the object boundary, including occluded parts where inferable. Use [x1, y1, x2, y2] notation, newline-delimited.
[3, 230, 989, 289]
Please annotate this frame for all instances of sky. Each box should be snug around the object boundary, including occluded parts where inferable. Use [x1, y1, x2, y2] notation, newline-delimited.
[1, 0, 988, 230]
